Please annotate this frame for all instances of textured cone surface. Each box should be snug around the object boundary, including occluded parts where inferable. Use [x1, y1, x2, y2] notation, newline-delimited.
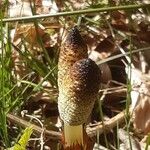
[58, 58, 101, 125]
[58, 27, 88, 88]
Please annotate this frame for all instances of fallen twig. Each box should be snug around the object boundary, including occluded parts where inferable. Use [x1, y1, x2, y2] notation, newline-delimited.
[86, 108, 132, 137]
[7, 108, 131, 141]
[7, 113, 61, 141]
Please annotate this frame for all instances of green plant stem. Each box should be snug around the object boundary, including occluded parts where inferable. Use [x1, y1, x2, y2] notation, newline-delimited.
[125, 37, 133, 150]
[145, 134, 150, 150]
[98, 96, 109, 148]
[0, 9, 11, 147]
[3, 4, 150, 22]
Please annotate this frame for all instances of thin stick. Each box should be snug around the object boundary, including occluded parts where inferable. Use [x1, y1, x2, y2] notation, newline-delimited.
[86, 108, 132, 138]
[7, 108, 131, 141]
[3, 4, 150, 22]
[97, 47, 150, 65]
[7, 113, 62, 140]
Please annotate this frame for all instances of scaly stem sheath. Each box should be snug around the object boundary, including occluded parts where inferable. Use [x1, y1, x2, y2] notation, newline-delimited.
[64, 124, 85, 149]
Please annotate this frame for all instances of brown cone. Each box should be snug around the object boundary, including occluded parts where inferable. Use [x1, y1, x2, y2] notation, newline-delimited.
[58, 58, 101, 125]
[58, 27, 88, 88]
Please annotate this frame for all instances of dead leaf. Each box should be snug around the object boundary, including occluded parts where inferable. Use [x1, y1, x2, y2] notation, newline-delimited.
[130, 68, 150, 134]
[138, 21, 149, 32]
[35, 0, 42, 6]
[111, 20, 130, 32]
[94, 36, 115, 59]
[14, 24, 50, 51]
[12, 23, 52, 81]
[111, 10, 127, 21]
[133, 82, 150, 134]
[111, 10, 130, 32]
[137, 30, 150, 43]
[89, 50, 112, 84]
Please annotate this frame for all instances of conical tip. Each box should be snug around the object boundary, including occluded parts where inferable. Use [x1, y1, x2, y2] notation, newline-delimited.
[66, 26, 85, 46]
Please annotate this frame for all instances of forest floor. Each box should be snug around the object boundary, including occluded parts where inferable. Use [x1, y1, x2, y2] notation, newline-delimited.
[0, 0, 150, 149]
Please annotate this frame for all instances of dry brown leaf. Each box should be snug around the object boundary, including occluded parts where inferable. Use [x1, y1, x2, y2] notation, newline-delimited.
[35, 0, 42, 6]
[137, 30, 150, 43]
[35, 0, 51, 14]
[138, 21, 149, 32]
[111, 10, 130, 32]
[89, 50, 112, 84]
[111, 20, 130, 32]
[12, 24, 51, 81]
[14, 24, 50, 50]
[111, 10, 127, 21]
[94, 36, 115, 59]
[130, 69, 150, 134]
[133, 82, 150, 134]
